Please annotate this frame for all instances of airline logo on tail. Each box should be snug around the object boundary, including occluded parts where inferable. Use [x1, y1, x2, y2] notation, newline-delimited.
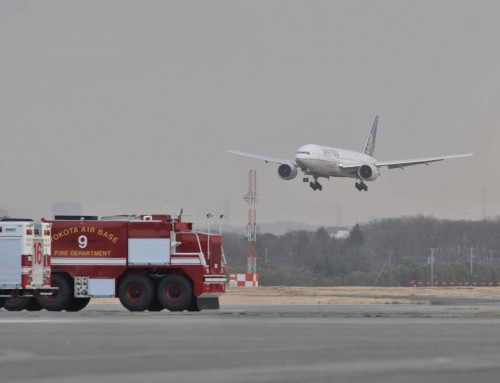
[364, 115, 378, 156]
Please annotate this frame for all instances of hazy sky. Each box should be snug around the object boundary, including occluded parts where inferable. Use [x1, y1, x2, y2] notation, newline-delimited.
[1, 1, 499, 227]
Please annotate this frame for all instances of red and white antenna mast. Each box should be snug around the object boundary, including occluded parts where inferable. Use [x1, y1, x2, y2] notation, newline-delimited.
[244, 169, 258, 274]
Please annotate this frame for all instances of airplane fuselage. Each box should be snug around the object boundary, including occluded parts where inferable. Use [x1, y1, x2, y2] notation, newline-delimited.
[295, 144, 376, 179]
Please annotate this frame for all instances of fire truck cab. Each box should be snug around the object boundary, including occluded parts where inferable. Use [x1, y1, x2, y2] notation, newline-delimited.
[36, 214, 226, 312]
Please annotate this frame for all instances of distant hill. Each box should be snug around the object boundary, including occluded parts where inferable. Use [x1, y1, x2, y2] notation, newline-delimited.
[258, 221, 321, 235]
[216, 221, 351, 237]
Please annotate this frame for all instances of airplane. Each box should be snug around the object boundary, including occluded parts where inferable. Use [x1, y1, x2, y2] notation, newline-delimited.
[228, 116, 473, 192]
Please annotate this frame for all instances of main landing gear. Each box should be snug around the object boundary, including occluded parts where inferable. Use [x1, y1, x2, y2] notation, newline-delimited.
[355, 181, 368, 192]
[304, 177, 322, 191]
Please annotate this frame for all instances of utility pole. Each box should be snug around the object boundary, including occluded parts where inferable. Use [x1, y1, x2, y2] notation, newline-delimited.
[430, 248, 435, 287]
[470, 247, 474, 283]
[373, 250, 392, 287]
[206, 213, 213, 259]
[219, 214, 224, 235]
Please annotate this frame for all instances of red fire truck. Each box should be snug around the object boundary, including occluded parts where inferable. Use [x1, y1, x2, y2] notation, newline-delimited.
[0, 219, 54, 310]
[34, 213, 226, 312]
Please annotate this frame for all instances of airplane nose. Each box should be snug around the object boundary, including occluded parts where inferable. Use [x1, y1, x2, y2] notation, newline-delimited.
[296, 157, 306, 168]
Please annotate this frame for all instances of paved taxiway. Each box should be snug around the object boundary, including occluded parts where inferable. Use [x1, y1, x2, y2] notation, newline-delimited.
[1, 303, 500, 383]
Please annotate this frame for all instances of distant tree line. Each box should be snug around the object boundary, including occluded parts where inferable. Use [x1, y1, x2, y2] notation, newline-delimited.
[222, 216, 500, 286]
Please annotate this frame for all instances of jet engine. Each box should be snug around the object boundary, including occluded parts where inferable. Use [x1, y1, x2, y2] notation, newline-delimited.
[357, 164, 379, 181]
[278, 163, 298, 180]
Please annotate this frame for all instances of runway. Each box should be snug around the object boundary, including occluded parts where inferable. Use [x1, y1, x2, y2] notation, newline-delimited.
[1, 303, 500, 383]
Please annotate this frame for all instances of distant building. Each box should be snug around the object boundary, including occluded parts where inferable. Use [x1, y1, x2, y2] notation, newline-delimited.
[334, 230, 351, 239]
[326, 226, 351, 239]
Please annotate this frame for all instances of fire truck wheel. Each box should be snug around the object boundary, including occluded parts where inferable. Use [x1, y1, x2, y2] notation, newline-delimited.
[25, 299, 43, 311]
[148, 277, 164, 311]
[37, 274, 74, 311]
[66, 298, 91, 312]
[148, 299, 164, 311]
[157, 274, 193, 312]
[118, 275, 155, 312]
[3, 297, 35, 311]
[187, 299, 201, 312]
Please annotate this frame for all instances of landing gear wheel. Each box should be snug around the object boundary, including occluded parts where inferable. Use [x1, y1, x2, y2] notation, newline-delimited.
[118, 275, 155, 312]
[355, 181, 368, 191]
[157, 274, 193, 312]
[3, 297, 34, 311]
[310, 180, 322, 191]
[66, 298, 91, 312]
[36, 274, 74, 311]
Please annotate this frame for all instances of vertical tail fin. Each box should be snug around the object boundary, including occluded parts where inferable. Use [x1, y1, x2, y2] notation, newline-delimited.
[364, 116, 378, 156]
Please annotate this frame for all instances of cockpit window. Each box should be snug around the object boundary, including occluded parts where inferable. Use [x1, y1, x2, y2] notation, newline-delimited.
[296, 151, 310, 155]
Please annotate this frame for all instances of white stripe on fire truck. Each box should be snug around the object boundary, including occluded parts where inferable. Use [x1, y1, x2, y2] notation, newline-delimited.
[204, 277, 227, 283]
[51, 258, 126, 266]
[170, 257, 202, 265]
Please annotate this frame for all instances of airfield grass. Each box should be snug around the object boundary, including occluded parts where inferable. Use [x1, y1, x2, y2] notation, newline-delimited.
[90, 286, 500, 306]
[219, 286, 500, 305]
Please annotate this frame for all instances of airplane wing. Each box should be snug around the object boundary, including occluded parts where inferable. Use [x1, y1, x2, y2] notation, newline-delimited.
[375, 153, 473, 170]
[227, 149, 294, 165]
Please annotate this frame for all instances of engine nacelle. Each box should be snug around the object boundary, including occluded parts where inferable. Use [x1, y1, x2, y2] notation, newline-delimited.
[357, 164, 379, 181]
[278, 163, 298, 181]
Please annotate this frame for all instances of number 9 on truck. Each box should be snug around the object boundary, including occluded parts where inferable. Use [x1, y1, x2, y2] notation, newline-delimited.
[78, 235, 88, 249]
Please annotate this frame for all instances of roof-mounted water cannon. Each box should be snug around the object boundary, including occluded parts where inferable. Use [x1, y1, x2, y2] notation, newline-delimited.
[177, 208, 183, 222]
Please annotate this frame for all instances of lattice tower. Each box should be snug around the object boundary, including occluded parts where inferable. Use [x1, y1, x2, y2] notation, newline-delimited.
[244, 169, 258, 274]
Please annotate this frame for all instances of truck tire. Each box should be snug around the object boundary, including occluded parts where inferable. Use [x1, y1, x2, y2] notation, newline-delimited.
[118, 275, 155, 312]
[3, 297, 34, 311]
[148, 277, 164, 311]
[37, 274, 74, 311]
[25, 299, 43, 311]
[187, 299, 201, 312]
[0, 297, 5, 309]
[149, 299, 164, 312]
[157, 274, 193, 312]
[66, 298, 91, 312]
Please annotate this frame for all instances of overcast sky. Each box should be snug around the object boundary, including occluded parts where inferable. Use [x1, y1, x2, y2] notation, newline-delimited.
[1, 1, 499, 227]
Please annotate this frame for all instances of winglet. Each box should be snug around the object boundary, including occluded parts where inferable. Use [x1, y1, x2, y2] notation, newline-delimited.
[364, 116, 378, 156]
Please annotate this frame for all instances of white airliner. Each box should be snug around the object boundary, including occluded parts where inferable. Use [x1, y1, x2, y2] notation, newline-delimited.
[228, 116, 473, 191]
